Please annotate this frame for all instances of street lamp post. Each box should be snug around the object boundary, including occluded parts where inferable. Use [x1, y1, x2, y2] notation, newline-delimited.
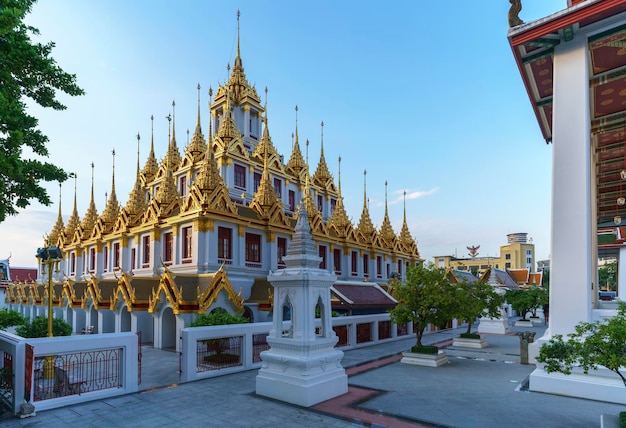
[35, 245, 62, 378]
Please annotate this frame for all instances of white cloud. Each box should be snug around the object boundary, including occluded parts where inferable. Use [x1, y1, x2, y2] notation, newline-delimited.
[390, 188, 438, 205]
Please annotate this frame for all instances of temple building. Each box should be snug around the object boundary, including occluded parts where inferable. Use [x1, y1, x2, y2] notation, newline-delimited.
[5, 14, 420, 350]
[509, 0, 626, 403]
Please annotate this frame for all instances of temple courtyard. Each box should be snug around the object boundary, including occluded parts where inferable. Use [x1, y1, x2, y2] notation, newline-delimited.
[2, 319, 623, 428]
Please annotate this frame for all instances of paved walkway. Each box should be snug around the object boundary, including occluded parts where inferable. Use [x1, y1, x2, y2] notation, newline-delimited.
[4, 320, 625, 427]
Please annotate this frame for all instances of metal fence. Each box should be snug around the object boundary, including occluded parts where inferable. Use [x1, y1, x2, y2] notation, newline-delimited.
[252, 333, 269, 363]
[33, 348, 122, 401]
[195, 336, 243, 372]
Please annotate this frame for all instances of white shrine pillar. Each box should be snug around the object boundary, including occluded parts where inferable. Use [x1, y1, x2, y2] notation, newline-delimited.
[618, 247, 626, 298]
[546, 32, 593, 337]
[256, 202, 347, 407]
[529, 32, 608, 399]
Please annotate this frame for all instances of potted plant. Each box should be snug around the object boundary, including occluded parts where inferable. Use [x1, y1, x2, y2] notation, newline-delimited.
[389, 263, 457, 367]
[452, 278, 503, 348]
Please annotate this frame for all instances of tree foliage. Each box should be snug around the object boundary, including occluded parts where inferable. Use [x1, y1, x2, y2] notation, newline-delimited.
[0, 308, 25, 329]
[598, 261, 617, 291]
[15, 315, 72, 337]
[506, 286, 548, 320]
[189, 310, 249, 327]
[389, 263, 457, 348]
[454, 279, 504, 334]
[537, 302, 626, 387]
[0, 0, 84, 222]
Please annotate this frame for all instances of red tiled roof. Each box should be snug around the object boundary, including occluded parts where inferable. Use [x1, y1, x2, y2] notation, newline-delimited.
[332, 283, 397, 308]
[507, 269, 529, 284]
[10, 268, 38, 283]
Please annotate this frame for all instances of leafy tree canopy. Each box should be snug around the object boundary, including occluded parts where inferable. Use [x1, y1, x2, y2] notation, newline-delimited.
[15, 315, 72, 337]
[389, 263, 457, 347]
[0, 0, 84, 222]
[189, 310, 249, 327]
[537, 302, 626, 387]
[454, 279, 504, 334]
[506, 286, 548, 320]
[0, 308, 25, 329]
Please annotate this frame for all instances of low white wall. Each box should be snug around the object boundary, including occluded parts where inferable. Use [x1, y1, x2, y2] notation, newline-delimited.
[181, 313, 413, 383]
[0, 332, 138, 415]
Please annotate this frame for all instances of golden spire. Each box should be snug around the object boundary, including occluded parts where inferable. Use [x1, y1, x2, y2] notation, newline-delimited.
[380, 180, 396, 244]
[186, 83, 207, 161]
[399, 190, 416, 246]
[224, 10, 258, 104]
[301, 139, 319, 217]
[329, 156, 352, 236]
[162, 101, 182, 170]
[194, 113, 222, 193]
[100, 149, 120, 225]
[252, 87, 280, 164]
[48, 182, 65, 245]
[286, 105, 305, 178]
[64, 173, 80, 240]
[216, 88, 240, 146]
[125, 133, 148, 216]
[250, 113, 280, 216]
[356, 169, 376, 242]
[155, 144, 178, 206]
[207, 86, 213, 148]
[141, 114, 158, 184]
[313, 120, 332, 187]
[80, 162, 99, 236]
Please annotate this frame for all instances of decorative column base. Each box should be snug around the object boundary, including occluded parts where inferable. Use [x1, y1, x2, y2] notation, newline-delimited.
[477, 317, 509, 334]
[401, 351, 448, 367]
[256, 343, 347, 407]
[452, 337, 488, 348]
[19, 402, 36, 419]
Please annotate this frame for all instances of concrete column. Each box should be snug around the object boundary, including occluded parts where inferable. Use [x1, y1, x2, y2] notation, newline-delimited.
[549, 32, 592, 336]
[617, 247, 626, 298]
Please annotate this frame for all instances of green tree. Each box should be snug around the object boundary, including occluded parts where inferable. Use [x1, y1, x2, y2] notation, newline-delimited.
[189, 310, 248, 327]
[598, 261, 617, 291]
[389, 263, 457, 350]
[454, 279, 504, 335]
[506, 285, 548, 320]
[15, 315, 72, 337]
[0, 308, 25, 329]
[0, 0, 84, 222]
[537, 302, 626, 387]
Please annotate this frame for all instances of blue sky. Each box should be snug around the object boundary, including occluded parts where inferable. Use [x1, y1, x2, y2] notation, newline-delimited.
[0, 0, 565, 268]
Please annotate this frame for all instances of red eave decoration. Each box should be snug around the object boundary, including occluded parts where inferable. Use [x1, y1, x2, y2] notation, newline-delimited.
[510, 0, 626, 48]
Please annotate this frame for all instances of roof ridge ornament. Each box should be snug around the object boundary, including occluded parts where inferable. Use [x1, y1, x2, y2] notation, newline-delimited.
[508, 0, 524, 28]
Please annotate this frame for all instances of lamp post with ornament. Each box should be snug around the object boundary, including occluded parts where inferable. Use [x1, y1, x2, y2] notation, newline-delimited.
[35, 244, 62, 378]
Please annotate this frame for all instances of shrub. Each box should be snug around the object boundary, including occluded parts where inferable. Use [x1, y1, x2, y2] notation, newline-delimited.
[460, 332, 481, 340]
[15, 316, 72, 338]
[537, 301, 626, 387]
[0, 309, 26, 330]
[410, 345, 438, 354]
[189, 311, 249, 327]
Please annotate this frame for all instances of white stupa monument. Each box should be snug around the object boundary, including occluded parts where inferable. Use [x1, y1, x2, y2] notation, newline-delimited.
[255, 201, 348, 406]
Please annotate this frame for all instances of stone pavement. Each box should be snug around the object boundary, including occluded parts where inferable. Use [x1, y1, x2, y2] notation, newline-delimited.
[4, 320, 625, 427]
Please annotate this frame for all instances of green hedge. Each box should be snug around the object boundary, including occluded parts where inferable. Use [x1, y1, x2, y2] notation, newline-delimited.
[460, 333, 481, 339]
[410, 345, 438, 354]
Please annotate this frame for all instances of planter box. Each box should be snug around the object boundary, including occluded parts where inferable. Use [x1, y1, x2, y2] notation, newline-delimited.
[452, 337, 488, 348]
[401, 351, 448, 367]
[529, 316, 541, 325]
[515, 320, 534, 327]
